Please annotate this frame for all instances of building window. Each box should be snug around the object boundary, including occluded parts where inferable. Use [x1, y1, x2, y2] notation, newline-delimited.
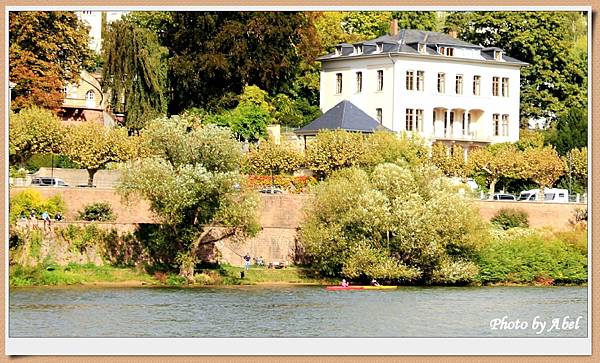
[377, 70, 384, 91]
[493, 114, 500, 136]
[416, 71, 424, 91]
[354, 45, 363, 55]
[376, 42, 383, 52]
[448, 111, 454, 136]
[86, 90, 95, 101]
[439, 46, 454, 56]
[336, 73, 342, 94]
[455, 74, 463, 95]
[418, 43, 426, 54]
[461, 113, 467, 135]
[356, 72, 363, 93]
[502, 77, 509, 97]
[473, 75, 481, 96]
[406, 71, 414, 90]
[492, 77, 500, 96]
[467, 112, 472, 134]
[376, 108, 382, 123]
[502, 114, 509, 136]
[494, 50, 502, 61]
[437, 73, 445, 93]
[405, 109, 414, 131]
[415, 109, 424, 131]
[335, 45, 342, 56]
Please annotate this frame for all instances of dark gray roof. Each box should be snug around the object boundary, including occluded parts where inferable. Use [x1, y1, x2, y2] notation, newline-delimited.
[317, 29, 527, 66]
[295, 100, 391, 135]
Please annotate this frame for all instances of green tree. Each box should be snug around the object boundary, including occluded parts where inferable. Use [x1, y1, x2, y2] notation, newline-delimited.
[119, 115, 260, 279]
[305, 130, 366, 178]
[300, 164, 487, 283]
[469, 143, 522, 197]
[341, 11, 393, 39]
[161, 12, 319, 114]
[545, 108, 587, 156]
[392, 11, 438, 30]
[430, 143, 470, 179]
[9, 107, 65, 166]
[244, 141, 303, 176]
[521, 146, 565, 200]
[102, 19, 168, 132]
[9, 11, 93, 111]
[445, 11, 587, 126]
[360, 131, 429, 169]
[61, 122, 137, 186]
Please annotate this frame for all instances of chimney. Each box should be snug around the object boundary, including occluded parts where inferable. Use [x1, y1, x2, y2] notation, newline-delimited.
[390, 19, 398, 36]
[448, 29, 458, 38]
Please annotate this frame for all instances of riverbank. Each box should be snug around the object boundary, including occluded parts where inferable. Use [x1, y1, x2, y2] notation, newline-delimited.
[9, 263, 337, 288]
[9, 262, 587, 288]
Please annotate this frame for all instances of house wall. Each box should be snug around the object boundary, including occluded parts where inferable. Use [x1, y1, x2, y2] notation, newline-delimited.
[320, 53, 521, 145]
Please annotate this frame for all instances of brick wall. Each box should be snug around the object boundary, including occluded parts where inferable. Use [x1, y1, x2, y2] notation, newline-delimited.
[11, 189, 586, 266]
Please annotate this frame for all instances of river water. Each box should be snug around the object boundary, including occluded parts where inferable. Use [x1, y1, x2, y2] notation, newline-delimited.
[9, 285, 587, 338]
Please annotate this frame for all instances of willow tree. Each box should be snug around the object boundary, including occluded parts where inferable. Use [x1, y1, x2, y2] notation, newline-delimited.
[102, 20, 168, 133]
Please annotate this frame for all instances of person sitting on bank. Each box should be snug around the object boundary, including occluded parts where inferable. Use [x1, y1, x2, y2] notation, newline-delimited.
[341, 279, 349, 287]
[370, 278, 380, 286]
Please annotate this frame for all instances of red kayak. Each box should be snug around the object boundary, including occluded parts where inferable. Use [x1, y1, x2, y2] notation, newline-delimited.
[326, 286, 365, 290]
[326, 286, 398, 291]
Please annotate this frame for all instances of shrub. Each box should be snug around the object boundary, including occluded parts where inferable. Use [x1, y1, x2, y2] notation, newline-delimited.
[300, 164, 488, 284]
[490, 208, 529, 229]
[9, 189, 66, 223]
[243, 140, 303, 175]
[78, 201, 116, 222]
[476, 232, 587, 284]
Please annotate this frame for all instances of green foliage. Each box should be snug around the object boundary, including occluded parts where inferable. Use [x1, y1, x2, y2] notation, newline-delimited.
[119, 114, 260, 277]
[161, 12, 320, 114]
[546, 108, 588, 156]
[361, 132, 429, 170]
[61, 122, 138, 186]
[77, 202, 117, 222]
[300, 164, 488, 284]
[341, 11, 393, 39]
[102, 19, 169, 132]
[271, 93, 321, 128]
[9, 107, 65, 166]
[430, 143, 470, 178]
[9, 263, 156, 287]
[305, 130, 366, 178]
[476, 229, 587, 284]
[9, 11, 93, 111]
[490, 208, 529, 230]
[24, 153, 78, 172]
[9, 189, 65, 223]
[244, 141, 303, 175]
[392, 11, 439, 31]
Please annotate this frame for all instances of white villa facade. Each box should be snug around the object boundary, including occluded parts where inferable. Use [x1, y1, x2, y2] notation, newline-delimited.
[318, 29, 527, 150]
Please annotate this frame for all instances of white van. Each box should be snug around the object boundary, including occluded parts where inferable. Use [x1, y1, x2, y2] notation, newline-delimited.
[518, 188, 569, 203]
[31, 177, 69, 187]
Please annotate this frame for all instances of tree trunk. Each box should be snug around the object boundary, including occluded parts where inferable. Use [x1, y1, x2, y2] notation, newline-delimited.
[488, 178, 497, 199]
[87, 168, 98, 187]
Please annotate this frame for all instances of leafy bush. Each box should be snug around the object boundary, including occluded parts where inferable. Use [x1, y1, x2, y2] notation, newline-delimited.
[9, 189, 65, 223]
[78, 201, 116, 222]
[476, 231, 587, 284]
[300, 164, 488, 284]
[243, 140, 303, 175]
[490, 208, 529, 229]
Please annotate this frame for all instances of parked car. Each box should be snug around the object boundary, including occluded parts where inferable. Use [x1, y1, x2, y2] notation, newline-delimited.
[259, 187, 283, 194]
[31, 177, 69, 187]
[518, 188, 569, 203]
[491, 193, 516, 201]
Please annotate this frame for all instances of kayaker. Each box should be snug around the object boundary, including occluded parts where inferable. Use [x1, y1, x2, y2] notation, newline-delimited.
[341, 279, 349, 287]
[370, 278, 380, 286]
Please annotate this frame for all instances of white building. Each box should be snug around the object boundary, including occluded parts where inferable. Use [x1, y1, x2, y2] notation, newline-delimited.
[76, 10, 127, 53]
[317, 29, 527, 150]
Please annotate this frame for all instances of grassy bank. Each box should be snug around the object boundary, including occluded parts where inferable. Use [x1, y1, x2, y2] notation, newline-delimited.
[9, 263, 335, 287]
